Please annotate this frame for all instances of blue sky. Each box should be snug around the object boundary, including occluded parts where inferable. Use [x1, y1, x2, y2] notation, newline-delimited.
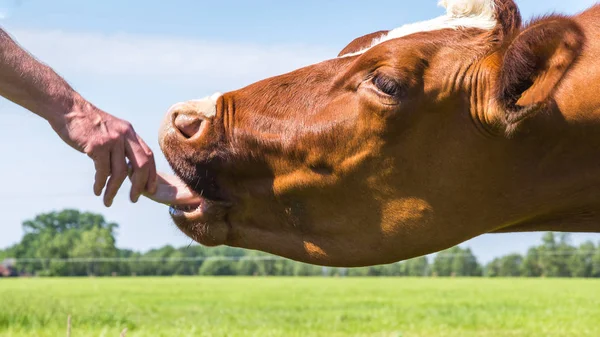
[1, 0, 599, 263]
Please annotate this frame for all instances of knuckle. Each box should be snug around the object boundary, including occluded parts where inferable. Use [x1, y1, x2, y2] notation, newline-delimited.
[122, 122, 134, 133]
[110, 133, 123, 143]
[138, 159, 151, 170]
[86, 143, 105, 157]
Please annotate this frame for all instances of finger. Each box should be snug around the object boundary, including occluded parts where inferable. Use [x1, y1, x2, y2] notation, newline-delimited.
[145, 172, 201, 205]
[104, 143, 127, 207]
[137, 135, 157, 195]
[92, 153, 111, 196]
[125, 134, 151, 203]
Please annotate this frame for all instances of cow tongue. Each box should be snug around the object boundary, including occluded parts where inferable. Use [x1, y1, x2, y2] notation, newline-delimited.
[143, 172, 203, 206]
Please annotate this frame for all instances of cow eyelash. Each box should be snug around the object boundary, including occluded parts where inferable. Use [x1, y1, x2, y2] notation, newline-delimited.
[372, 74, 402, 97]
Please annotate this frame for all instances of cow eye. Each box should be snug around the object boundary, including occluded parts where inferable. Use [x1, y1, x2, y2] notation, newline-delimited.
[372, 75, 401, 97]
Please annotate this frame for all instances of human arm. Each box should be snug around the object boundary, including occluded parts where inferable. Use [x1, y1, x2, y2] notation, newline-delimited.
[0, 28, 157, 206]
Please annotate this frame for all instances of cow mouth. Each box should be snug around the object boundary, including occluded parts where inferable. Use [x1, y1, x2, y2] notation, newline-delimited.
[146, 172, 231, 222]
[168, 197, 231, 220]
[169, 203, 202, 217]
[161, 176, 233, 246]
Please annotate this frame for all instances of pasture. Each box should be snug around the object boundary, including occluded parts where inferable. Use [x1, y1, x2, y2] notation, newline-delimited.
[1, 277, 599, 337]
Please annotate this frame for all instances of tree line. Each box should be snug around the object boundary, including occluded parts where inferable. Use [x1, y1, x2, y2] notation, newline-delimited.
[1, 210, 599, 277]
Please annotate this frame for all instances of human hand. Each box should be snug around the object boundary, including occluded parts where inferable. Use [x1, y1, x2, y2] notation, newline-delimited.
[50, 104, 157, 206]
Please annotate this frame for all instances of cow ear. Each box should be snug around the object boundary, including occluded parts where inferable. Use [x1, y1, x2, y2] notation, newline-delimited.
[338, 31, 388, 57]
[497, 17, 584, 125]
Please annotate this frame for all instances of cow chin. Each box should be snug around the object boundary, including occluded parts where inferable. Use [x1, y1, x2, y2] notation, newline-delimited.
[170, 204, 231, 247]
[159, 142, 233, 247]
[164, 160, 233, 246]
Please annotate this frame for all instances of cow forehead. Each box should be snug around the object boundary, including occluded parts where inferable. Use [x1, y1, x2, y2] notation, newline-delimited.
[339, 0, 497, 58]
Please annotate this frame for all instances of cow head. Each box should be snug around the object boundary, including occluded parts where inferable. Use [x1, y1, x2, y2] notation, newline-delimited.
[158, 0, 585, 266]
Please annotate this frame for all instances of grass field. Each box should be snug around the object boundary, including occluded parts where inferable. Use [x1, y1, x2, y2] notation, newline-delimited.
[1, 277, 599, 337]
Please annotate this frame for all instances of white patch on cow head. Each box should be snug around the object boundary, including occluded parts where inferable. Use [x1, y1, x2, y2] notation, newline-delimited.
[210, 92, 223, 102]
[168, 92, 222, 119]
[189, 92, 222, 118]
[340, 0, 497, 57]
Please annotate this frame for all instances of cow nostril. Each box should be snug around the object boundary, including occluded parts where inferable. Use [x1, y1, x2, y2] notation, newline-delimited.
[174, 114, 203, 139]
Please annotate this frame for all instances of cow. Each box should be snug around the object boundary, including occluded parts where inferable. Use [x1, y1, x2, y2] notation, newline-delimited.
[148, 0, 600, 267]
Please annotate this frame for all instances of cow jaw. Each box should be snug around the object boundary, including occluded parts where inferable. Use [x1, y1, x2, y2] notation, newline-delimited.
[143, 172, 232, 246]
[169, 197, 231, 246]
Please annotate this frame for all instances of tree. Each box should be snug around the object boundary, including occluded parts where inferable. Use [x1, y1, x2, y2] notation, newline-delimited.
[293, 263, 323, 276]
[432, 248, 455, 277]
[592, 242, 600, 277]
[135, 245, 177, 276]
[253, 258, 292, 276]
[451, 248, 481, 276]
[382, 262, 406, 276]
[6, 210, 119, 276]
[71, 227, 118, 276]
[487, 254, 522, 277]
[537, 233, 575, 277]
[522, 247, 543, 277]
[199, 258, 236, 276]
[237, 257, 261, 276]
[433, 246, 481, 277]
[569, 241, 595, 278]
[404, 256, 429, 277]
[486, 258, 500, 277]
[347, 267, 370, 277]
[499, 254, 523, 277]
[23, 210, 117, 235]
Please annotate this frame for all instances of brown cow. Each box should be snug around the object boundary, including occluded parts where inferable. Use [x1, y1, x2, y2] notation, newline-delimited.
[150, 0, 600, 267]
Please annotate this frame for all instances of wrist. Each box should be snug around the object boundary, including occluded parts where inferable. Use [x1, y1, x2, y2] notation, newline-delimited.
[44, 91, 98, 128]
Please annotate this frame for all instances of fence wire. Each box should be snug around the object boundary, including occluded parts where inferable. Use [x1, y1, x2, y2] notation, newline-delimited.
[4, 250, 598, 264]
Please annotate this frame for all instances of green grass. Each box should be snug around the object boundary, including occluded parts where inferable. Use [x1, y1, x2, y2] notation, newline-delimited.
[1, 277, 599, 337]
